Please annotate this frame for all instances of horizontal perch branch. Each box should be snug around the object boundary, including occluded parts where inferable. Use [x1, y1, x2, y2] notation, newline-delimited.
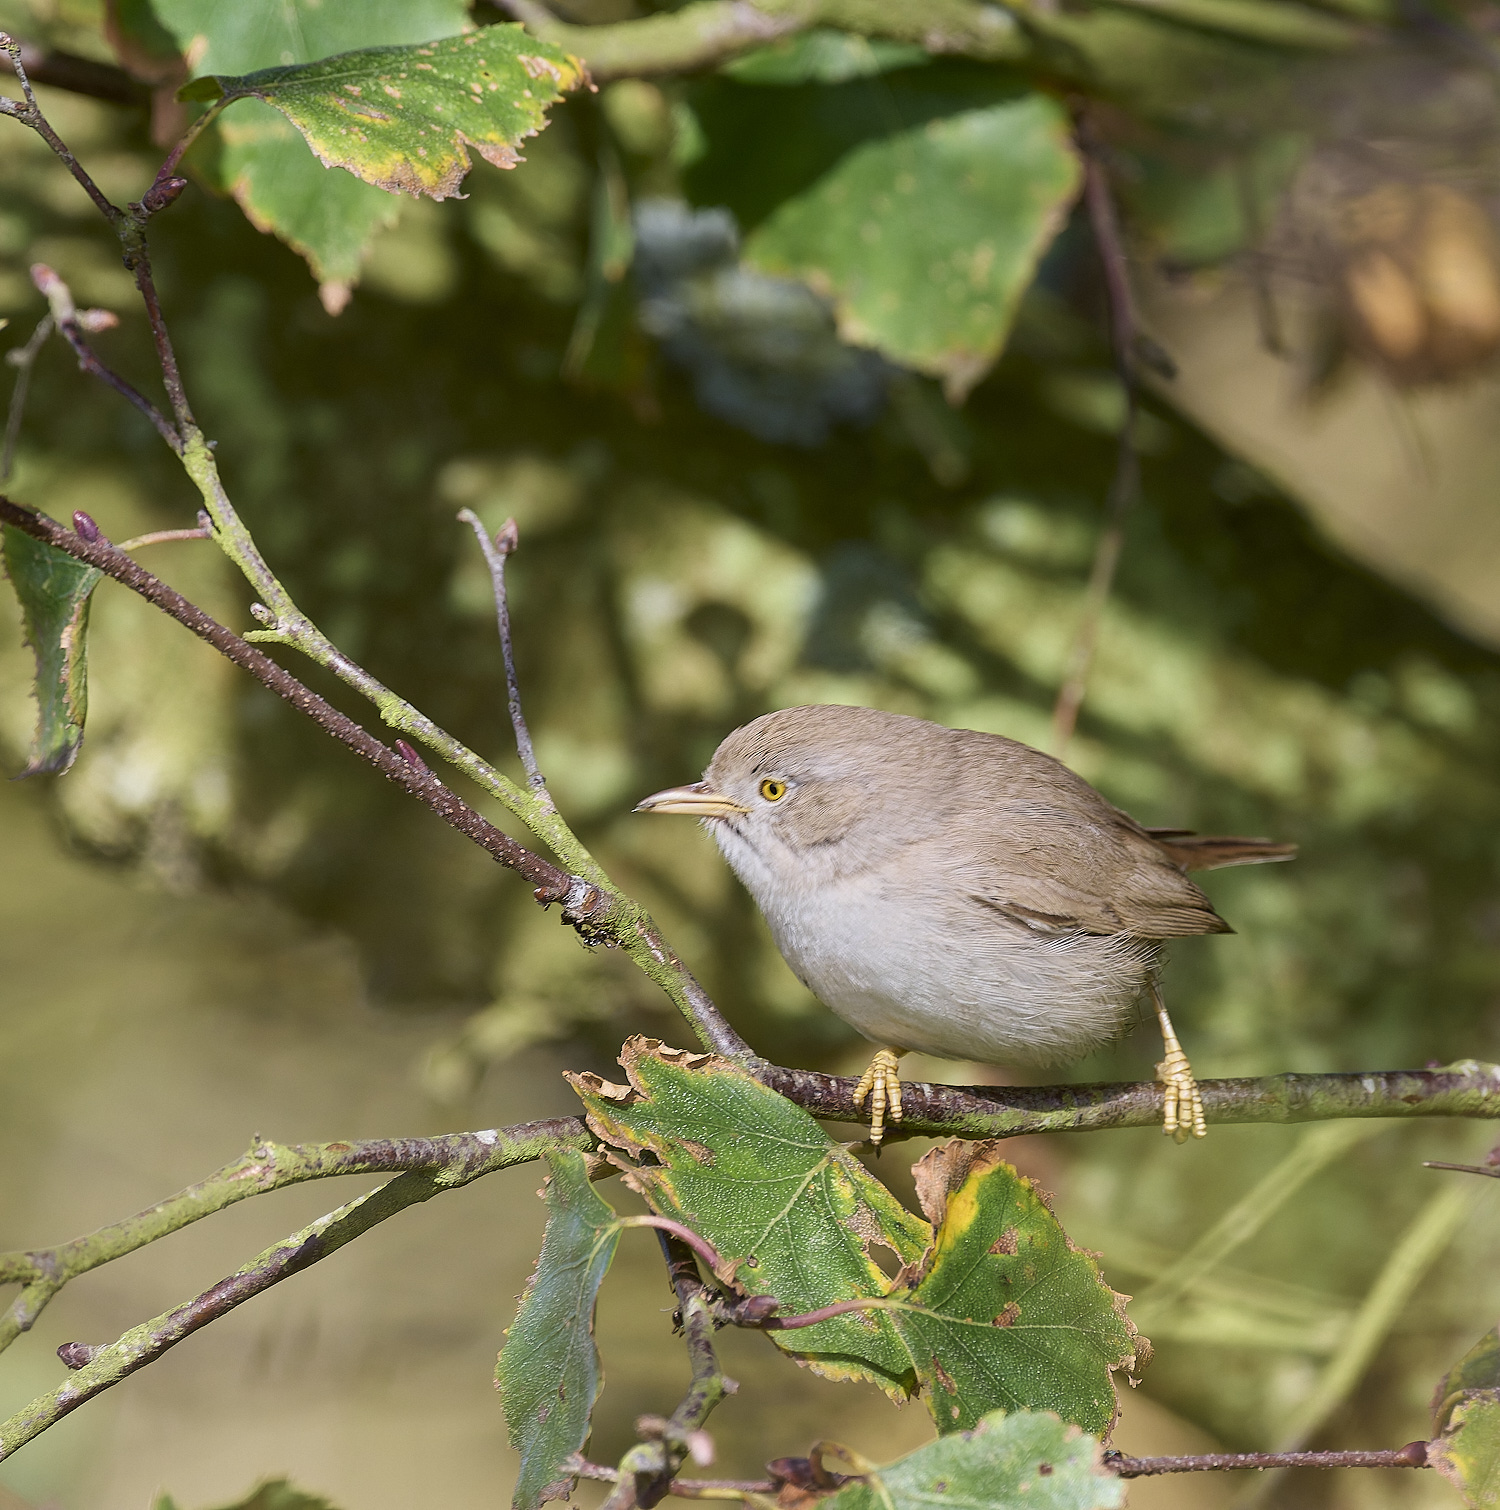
[757, 1059, 1500, 1138]
[571, 1439, 1430, 1499]
[0, 1119, 593, 1459]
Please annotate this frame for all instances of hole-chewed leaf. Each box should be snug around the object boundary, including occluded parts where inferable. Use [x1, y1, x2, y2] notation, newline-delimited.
[819, 1406, 1124, 1510]
[569, 1040, 1141, 1434]
[497, 1149, 621, 1510]
[892, 1140, 1141, 1436]
[180, 27, 587, 202]
[2, 523, 103, 776]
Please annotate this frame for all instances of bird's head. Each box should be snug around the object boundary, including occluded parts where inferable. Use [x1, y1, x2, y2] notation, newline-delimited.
[634, 705, 949, 889]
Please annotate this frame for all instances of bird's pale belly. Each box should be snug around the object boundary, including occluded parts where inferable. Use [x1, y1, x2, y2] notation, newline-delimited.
[761, 880, 1159, 1068]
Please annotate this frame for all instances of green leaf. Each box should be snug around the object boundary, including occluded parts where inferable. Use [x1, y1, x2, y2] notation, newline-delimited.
[143, 0, 467, 300]
[497, 1149, 622, 1510]
[214, 103, 405, 292]
[819, 1408, 1125, 1510]
[892, 1142, 1140, 1436]
[1434, 1395, 1500, 1509]
[1, 524, 103, 776]
[147, 0, 466, 76]
[186, 29, 586, 201]
[152, 1479, 342, 1510]
[569, 1042, 1140, 1435]
[568, 1039, 930, 1396]
[745, 93, 1081, 401]
[722, 30, 931, 86]
[1433, 1326, 1500, 1508]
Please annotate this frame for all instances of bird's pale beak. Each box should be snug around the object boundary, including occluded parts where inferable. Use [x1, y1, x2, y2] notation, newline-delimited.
[634, 781, 750, 817]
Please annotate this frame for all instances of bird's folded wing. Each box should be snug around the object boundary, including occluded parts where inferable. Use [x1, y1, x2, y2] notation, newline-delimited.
[958, 809, 1233, 940]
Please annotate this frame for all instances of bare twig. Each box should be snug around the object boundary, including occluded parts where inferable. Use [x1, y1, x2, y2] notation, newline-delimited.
[0, 33, 121, 223]
[1, 313, 51, 482]
[458, 509, 549, 797]
[1052, 118, 1141, 757]
[0, 1120, 593, 1353]
[0, 494, 752, 1058]
[116, 525, 212, 550]
[0, 496, 605, 915]
[574, 1441, 1430, 1497]
[28, 265, 180, 449]
[1106, 1442, 1429, 1476]
[1425, 1158, 1500, 1177]
[610, 1232, 739, 1510]
[0, 39, 147, 108]
[0, 1120, 590, 1460]
[575, 1460, 778, 1499]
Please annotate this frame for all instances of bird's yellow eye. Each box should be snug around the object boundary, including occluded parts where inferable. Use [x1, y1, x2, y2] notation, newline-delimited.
[758, 778, 787, 802]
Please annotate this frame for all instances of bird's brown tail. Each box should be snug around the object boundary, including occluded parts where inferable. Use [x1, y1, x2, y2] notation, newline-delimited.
[1149, 832, 1298, 871]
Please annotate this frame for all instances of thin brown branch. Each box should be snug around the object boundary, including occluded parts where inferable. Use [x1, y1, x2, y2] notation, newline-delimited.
[618, 1232, 738, 1510]
[0, 39, 147, 108]
[1105, 1442, 1429, 1476]
[576, 1460, 777, 1496]
[0, 34, 121, 223]
[458, 509, 548, 795]
[0, 497, 606, 917]
[30, 264, 180, 450]
[1, 313, 51, 482]
[1424, 1159, 1500, 1177]
[1052, 117, 1141, 757]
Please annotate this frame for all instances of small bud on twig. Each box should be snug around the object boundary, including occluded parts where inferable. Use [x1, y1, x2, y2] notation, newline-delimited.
[72, 510, 108, 545]
[75, 308, 118, 333]
[139, 176, 189, 215]
[495, 517, 519, 556]
[394, 739, 431, 773]
[57, 1341, 101, 1370]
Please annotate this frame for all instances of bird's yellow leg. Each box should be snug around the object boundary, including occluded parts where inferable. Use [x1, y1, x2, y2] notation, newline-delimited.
[851, 1047, 906, 1147]
[1152, 985, 1206, 1143]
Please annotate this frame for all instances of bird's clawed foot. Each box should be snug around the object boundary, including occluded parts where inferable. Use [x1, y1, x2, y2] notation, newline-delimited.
[852, 1047, 905, 1148]
[1153, 991, 1206, 1143]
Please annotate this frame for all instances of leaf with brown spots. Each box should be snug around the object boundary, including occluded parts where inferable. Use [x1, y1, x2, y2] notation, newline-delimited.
[180, 26, 586, 201]
[890, 1141, 1142, 1435]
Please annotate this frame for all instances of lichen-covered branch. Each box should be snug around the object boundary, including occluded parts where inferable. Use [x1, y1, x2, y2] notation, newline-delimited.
[0, 1120, 592, 1353]
[498, 0, 1026, 80]
[1, 1177, 467, 1455]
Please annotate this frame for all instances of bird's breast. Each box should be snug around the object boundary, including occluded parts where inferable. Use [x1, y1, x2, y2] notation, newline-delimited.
[755, 869, 1158, 1067]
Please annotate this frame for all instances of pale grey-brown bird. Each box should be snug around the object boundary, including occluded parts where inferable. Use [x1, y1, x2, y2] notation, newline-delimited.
[636, 704, 1295, 1145]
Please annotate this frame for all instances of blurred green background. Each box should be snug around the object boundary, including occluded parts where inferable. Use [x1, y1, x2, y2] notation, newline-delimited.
[5, 0, 1500, 1506]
